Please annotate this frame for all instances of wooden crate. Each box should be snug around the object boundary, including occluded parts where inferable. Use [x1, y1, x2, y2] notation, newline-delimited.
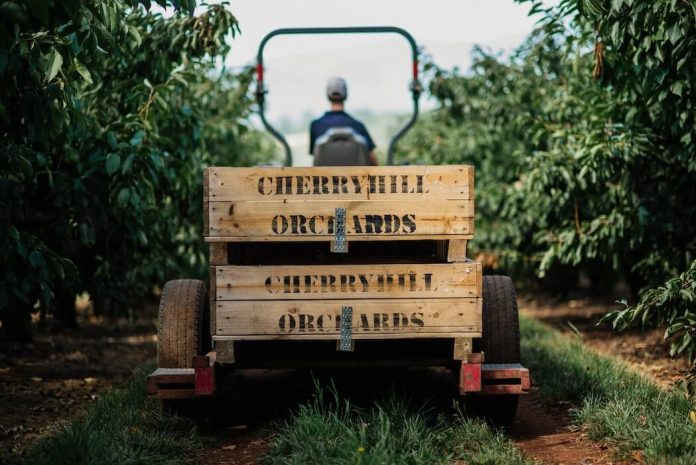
[205, 165, 481, 343]
[204, 165, 474, 242]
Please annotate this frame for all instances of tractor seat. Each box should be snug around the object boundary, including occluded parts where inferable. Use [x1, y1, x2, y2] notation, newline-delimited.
[313, 127, 369, 166]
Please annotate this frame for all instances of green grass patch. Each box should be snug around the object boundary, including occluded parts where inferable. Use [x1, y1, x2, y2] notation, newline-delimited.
[263, 385, 531, 465]
[24, 367, 204, 465]
[521, 316, 696, 464]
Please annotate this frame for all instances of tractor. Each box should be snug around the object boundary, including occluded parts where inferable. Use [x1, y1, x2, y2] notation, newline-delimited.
[147, 27, 529, 424]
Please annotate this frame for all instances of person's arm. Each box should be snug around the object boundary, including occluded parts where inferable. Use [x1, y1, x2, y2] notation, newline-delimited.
[308, 121, 316, 155]
[359, 123, 378, 165]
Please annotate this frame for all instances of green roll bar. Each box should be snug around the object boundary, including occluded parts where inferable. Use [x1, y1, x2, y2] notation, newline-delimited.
[255, 26, 422, 166]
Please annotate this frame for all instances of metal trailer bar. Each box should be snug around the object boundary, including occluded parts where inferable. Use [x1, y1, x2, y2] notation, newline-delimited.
[459, 363, 531, 395]
[146, 355, 531, 400]
[146, 354, 216, 399]
[255, 26, 422, 167]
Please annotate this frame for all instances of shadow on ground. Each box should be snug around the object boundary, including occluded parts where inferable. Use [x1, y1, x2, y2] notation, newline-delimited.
[210, 366, 458, 428]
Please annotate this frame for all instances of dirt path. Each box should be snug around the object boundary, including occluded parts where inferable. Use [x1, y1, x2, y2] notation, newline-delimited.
[195, 367, 623, 465]
[510, 395, 618, 465]
[197, 298, 691, 465]
[3, 297, 690, 465]
[0, 316, 156, 464]
[520, 297, 691, 389]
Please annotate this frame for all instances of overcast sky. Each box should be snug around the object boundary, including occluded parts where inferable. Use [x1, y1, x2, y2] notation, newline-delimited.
[221, 0, 545, 124]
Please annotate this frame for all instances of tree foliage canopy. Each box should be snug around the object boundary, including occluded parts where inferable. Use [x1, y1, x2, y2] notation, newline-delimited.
[0, 0, 274, 335]
[401, 0, 695, 287]
[399, 0, 696, 356]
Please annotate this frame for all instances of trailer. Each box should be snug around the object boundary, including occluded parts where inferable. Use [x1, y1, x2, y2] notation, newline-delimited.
[147, 27, 529, 424]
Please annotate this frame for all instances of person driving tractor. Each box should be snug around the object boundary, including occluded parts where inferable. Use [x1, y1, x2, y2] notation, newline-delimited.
[309, 77, 379, 166]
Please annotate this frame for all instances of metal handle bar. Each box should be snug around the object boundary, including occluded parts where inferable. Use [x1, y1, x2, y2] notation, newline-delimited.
[255, 26, 421, 166]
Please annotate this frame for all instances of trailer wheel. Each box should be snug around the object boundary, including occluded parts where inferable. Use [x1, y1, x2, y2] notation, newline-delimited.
[158, 279, 207, 368]
[466, 275, 521, 424]
[157, 279, 208, 415]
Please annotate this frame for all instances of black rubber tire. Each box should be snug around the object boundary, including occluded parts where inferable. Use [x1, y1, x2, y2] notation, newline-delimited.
[157, 279, 207, 368]
[157, 279, 208, 416]
[466, 275, 521, 425]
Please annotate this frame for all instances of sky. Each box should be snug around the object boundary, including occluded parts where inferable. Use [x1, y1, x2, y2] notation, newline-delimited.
[222, 0, 543, 122]
[203, 0, 549, 165]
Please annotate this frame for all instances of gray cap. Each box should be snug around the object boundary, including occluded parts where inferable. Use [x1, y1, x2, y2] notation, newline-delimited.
[326, 77, 348, 101]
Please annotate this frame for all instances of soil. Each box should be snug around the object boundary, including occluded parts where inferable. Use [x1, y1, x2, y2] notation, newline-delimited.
[520, 297, 692, 389]
[1, 297, 691, 465]
[0, 306, 157, 465]
[510, 395, 619, 465]
[196, 368, 622, 465]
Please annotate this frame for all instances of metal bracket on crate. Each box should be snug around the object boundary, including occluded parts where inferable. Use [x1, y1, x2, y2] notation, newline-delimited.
[338, 306, 354, 351]
[332, 207, 348, 253]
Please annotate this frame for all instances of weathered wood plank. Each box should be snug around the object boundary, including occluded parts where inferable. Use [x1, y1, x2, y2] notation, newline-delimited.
[209, 243, 228, 266]
[205, 234, 472, 243]
[215, 340, 235, 364]
[207, 200, 474, 239]
[447, 240, 468, 262]
[212, 331, 481, 341]
[215, 263, 481, 301]
[435, 240, 448, 261]
[156, 389, 196, 399]
[207, 165, 472, 202]
[203, 168, 210, 234]
[215, 298, 481, 338]
[453, 337, 473, 360]
[210, 266, 217, 336]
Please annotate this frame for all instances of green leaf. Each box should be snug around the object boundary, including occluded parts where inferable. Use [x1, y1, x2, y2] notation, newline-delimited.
[16, 155, 33, 177]
[671, 333, 692, 357]
[44, 48, 63, 82]
[666, 23, 682, 44]
[129, 130, 145, 146]
[130, 26, 143, 46]
[7, 226, 19, 242]
[121, 153, 136, 174]
[671, 82, 683, 97]
[28, 250, 44, 269]
[105, 153, 121, 175]
[117, 187, 130, 206]
[73, 59, 93, 84]
[93, 22, 116, 48]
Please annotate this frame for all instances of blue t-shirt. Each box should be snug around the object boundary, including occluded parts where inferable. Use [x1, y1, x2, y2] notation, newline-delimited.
[309, 111, 376, 154]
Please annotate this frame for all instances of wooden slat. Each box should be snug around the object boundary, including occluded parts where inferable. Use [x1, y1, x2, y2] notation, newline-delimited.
[213, 331, 481, 341]
[207, 165, 472, 202]
[215, 340, 235, 364]
[215, 298, 481, 338]
[209, 243, 228, 266]
[215, 263, 481, 301]
[208, 199, 473, 239]
[453, 337, 473, 360]
[210, 266, 217, 336]
[148, 368, 195, 383]
[435, 240, 448, 261]
[447, 240, 468, 262]
[156, 389, 196, 399]
[203, 168, 210, 234]
[205, 234, 473, 243]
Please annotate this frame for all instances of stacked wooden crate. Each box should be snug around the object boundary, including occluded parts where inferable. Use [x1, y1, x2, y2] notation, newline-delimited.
[204, 165, 480, 347]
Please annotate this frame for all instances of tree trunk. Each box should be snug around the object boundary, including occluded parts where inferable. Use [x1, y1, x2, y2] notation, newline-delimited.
[51, 290, 78, 332]
[0, 307, 33, 342]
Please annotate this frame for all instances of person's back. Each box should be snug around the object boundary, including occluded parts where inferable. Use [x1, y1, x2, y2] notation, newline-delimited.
[309, 77, 378, 166]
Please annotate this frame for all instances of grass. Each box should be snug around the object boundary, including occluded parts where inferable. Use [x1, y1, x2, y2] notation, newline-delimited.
[263, 384, 531, 465]
[25, 315, 696, 465]
[23, 367, 204, 465]
[521, 316, 696, 464]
